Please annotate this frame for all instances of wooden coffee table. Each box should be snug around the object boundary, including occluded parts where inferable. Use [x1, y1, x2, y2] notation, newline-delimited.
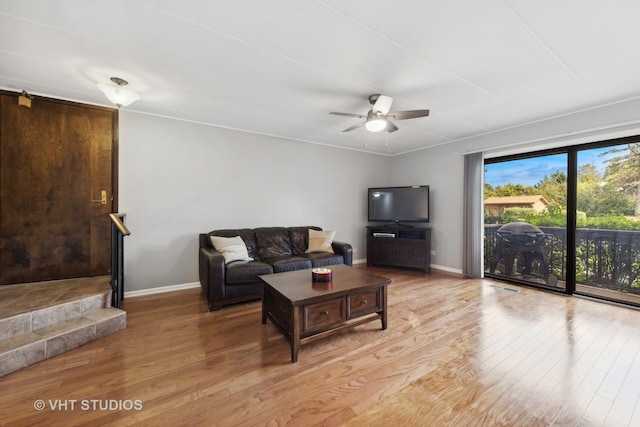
[260, 264, 391, 362]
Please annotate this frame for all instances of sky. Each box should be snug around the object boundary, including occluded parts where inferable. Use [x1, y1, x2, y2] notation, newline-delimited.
[485, 146, 624, 187]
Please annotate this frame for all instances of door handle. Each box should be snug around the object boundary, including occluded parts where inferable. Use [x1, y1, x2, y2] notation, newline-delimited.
[91, 190, 108, 204]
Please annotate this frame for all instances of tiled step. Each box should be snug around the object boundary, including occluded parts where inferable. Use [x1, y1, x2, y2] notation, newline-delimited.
[0, 293, 126, 377]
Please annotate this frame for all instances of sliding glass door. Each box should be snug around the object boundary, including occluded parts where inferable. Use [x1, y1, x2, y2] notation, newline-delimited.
[484, 153, 568, 291]
[483, 138, 640, 307]
[575, 144, 640, 305]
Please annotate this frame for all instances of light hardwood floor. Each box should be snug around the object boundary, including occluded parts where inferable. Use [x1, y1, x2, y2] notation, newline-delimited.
[2, 266, 640, 426]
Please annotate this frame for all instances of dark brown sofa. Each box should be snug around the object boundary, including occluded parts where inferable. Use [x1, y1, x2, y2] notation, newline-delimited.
[199, 226, 353, 311]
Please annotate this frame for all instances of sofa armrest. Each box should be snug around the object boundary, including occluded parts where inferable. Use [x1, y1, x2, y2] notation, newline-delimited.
[332, 240, 353, 266]
[199, 247, 226, 310]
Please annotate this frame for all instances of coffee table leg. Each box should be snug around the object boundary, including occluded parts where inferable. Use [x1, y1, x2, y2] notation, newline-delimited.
[381, 285, 388, 330]
[291, 305, 300, 363]
[261, 288, 268, 325]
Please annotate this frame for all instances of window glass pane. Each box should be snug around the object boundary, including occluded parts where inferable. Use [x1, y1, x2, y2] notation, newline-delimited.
[484, 154, 567, 290]
[576, 144, 640, 304]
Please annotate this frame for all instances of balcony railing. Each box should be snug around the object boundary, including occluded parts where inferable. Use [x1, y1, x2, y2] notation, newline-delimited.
[484, 224, 640, 295]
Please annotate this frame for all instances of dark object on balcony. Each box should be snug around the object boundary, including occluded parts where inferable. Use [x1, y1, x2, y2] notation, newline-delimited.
[489, 222, 557, 286]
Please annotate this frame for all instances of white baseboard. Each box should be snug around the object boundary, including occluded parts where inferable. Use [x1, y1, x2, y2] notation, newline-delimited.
[430, 264, 464, 275]
[124, 263, 463, 299]
[360, 258, 463, 275]
[125, 282, 200, 298]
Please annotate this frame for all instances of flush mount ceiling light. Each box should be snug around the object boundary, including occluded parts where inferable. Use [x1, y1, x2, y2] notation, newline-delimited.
[98, 77, 140, 108]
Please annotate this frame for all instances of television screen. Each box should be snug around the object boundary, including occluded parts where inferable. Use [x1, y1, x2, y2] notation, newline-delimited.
[368, 186, 430, 223]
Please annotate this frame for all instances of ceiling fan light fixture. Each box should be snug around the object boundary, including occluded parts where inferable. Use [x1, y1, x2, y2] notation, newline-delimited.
[330, 94, 428, 134]
[98, 77, 140, 108]
[365, 117, 387, 132]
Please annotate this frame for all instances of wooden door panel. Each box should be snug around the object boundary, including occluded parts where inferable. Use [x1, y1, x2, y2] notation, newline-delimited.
[89, 111, 114, 274]
[0, 93, 116, 285]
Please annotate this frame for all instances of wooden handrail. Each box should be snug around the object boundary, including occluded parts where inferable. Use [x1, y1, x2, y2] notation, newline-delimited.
[109, 213, 131, 236]
[109, 212, 130, 309]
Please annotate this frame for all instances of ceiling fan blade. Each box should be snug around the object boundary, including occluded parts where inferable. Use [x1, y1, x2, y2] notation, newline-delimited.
[330, 112, 366, 118]
[386, 121, 399, 133]
[342, 122, 365, 132]
[388, 109, 430, 120]
[372, 95, 393, 115]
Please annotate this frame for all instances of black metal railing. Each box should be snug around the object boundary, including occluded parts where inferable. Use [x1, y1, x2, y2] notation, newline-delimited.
[485, 224, 640, 294]
[109, 213, 130, 308]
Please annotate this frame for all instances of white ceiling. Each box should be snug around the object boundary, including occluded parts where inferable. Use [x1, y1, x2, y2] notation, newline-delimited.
[2, 1, 640, 155]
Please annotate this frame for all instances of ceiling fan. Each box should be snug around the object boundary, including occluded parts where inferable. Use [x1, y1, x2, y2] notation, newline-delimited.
[329, 94, 429, 133]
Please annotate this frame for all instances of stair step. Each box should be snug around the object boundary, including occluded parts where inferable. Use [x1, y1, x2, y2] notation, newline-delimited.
[0, 308, 126, 377]
[0, 293, 109, 340]
[0, 332, 46, 377]
[0, 307, 127, 376]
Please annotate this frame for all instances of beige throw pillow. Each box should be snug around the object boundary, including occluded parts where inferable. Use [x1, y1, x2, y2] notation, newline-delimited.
[306, 229, 335, 253]
[210, 235, 253, 264]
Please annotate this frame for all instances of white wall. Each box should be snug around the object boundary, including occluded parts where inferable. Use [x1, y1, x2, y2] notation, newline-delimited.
[119, 112, 390, 291]
[389, 143, 465, 273]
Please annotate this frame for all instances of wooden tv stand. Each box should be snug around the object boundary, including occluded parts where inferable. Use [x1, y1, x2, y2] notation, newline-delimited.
[366, 225, 431, 272]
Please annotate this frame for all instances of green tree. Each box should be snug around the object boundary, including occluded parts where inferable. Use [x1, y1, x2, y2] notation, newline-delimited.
[577, 162, 633, 215]
[603, 143, 640, 215]
[490, 183, 536, 197]
[484, 183, 496, 198]
[534, 171, 567, 208]
[578, 163, 600, 184]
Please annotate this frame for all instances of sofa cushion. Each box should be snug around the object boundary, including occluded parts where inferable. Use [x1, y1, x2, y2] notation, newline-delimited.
[305, 252, 344, 268]
[210, 235, 253, 264]
[266, 256, 313, 273]
[306, 229, 336, 253]
[288, 226, 321, 255]
[210, 229, 259, 259]
[255, 227, 293, 259]
[225, 260, 273, 285]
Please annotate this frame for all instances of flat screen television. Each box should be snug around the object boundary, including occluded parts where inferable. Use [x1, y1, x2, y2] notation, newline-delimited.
[368, 185, 430, 223]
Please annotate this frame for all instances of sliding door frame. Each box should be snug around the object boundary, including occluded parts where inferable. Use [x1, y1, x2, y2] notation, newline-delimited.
[484, 133, 640, 304]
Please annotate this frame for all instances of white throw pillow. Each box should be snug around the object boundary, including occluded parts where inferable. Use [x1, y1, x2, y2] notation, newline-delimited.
[210, 235, 253, 264]
[306, 229, 335, 253]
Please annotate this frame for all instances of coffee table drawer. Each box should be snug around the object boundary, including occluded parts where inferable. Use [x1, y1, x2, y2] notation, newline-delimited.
[303, 299, 345, 333]
[348, 289, 381, 317]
